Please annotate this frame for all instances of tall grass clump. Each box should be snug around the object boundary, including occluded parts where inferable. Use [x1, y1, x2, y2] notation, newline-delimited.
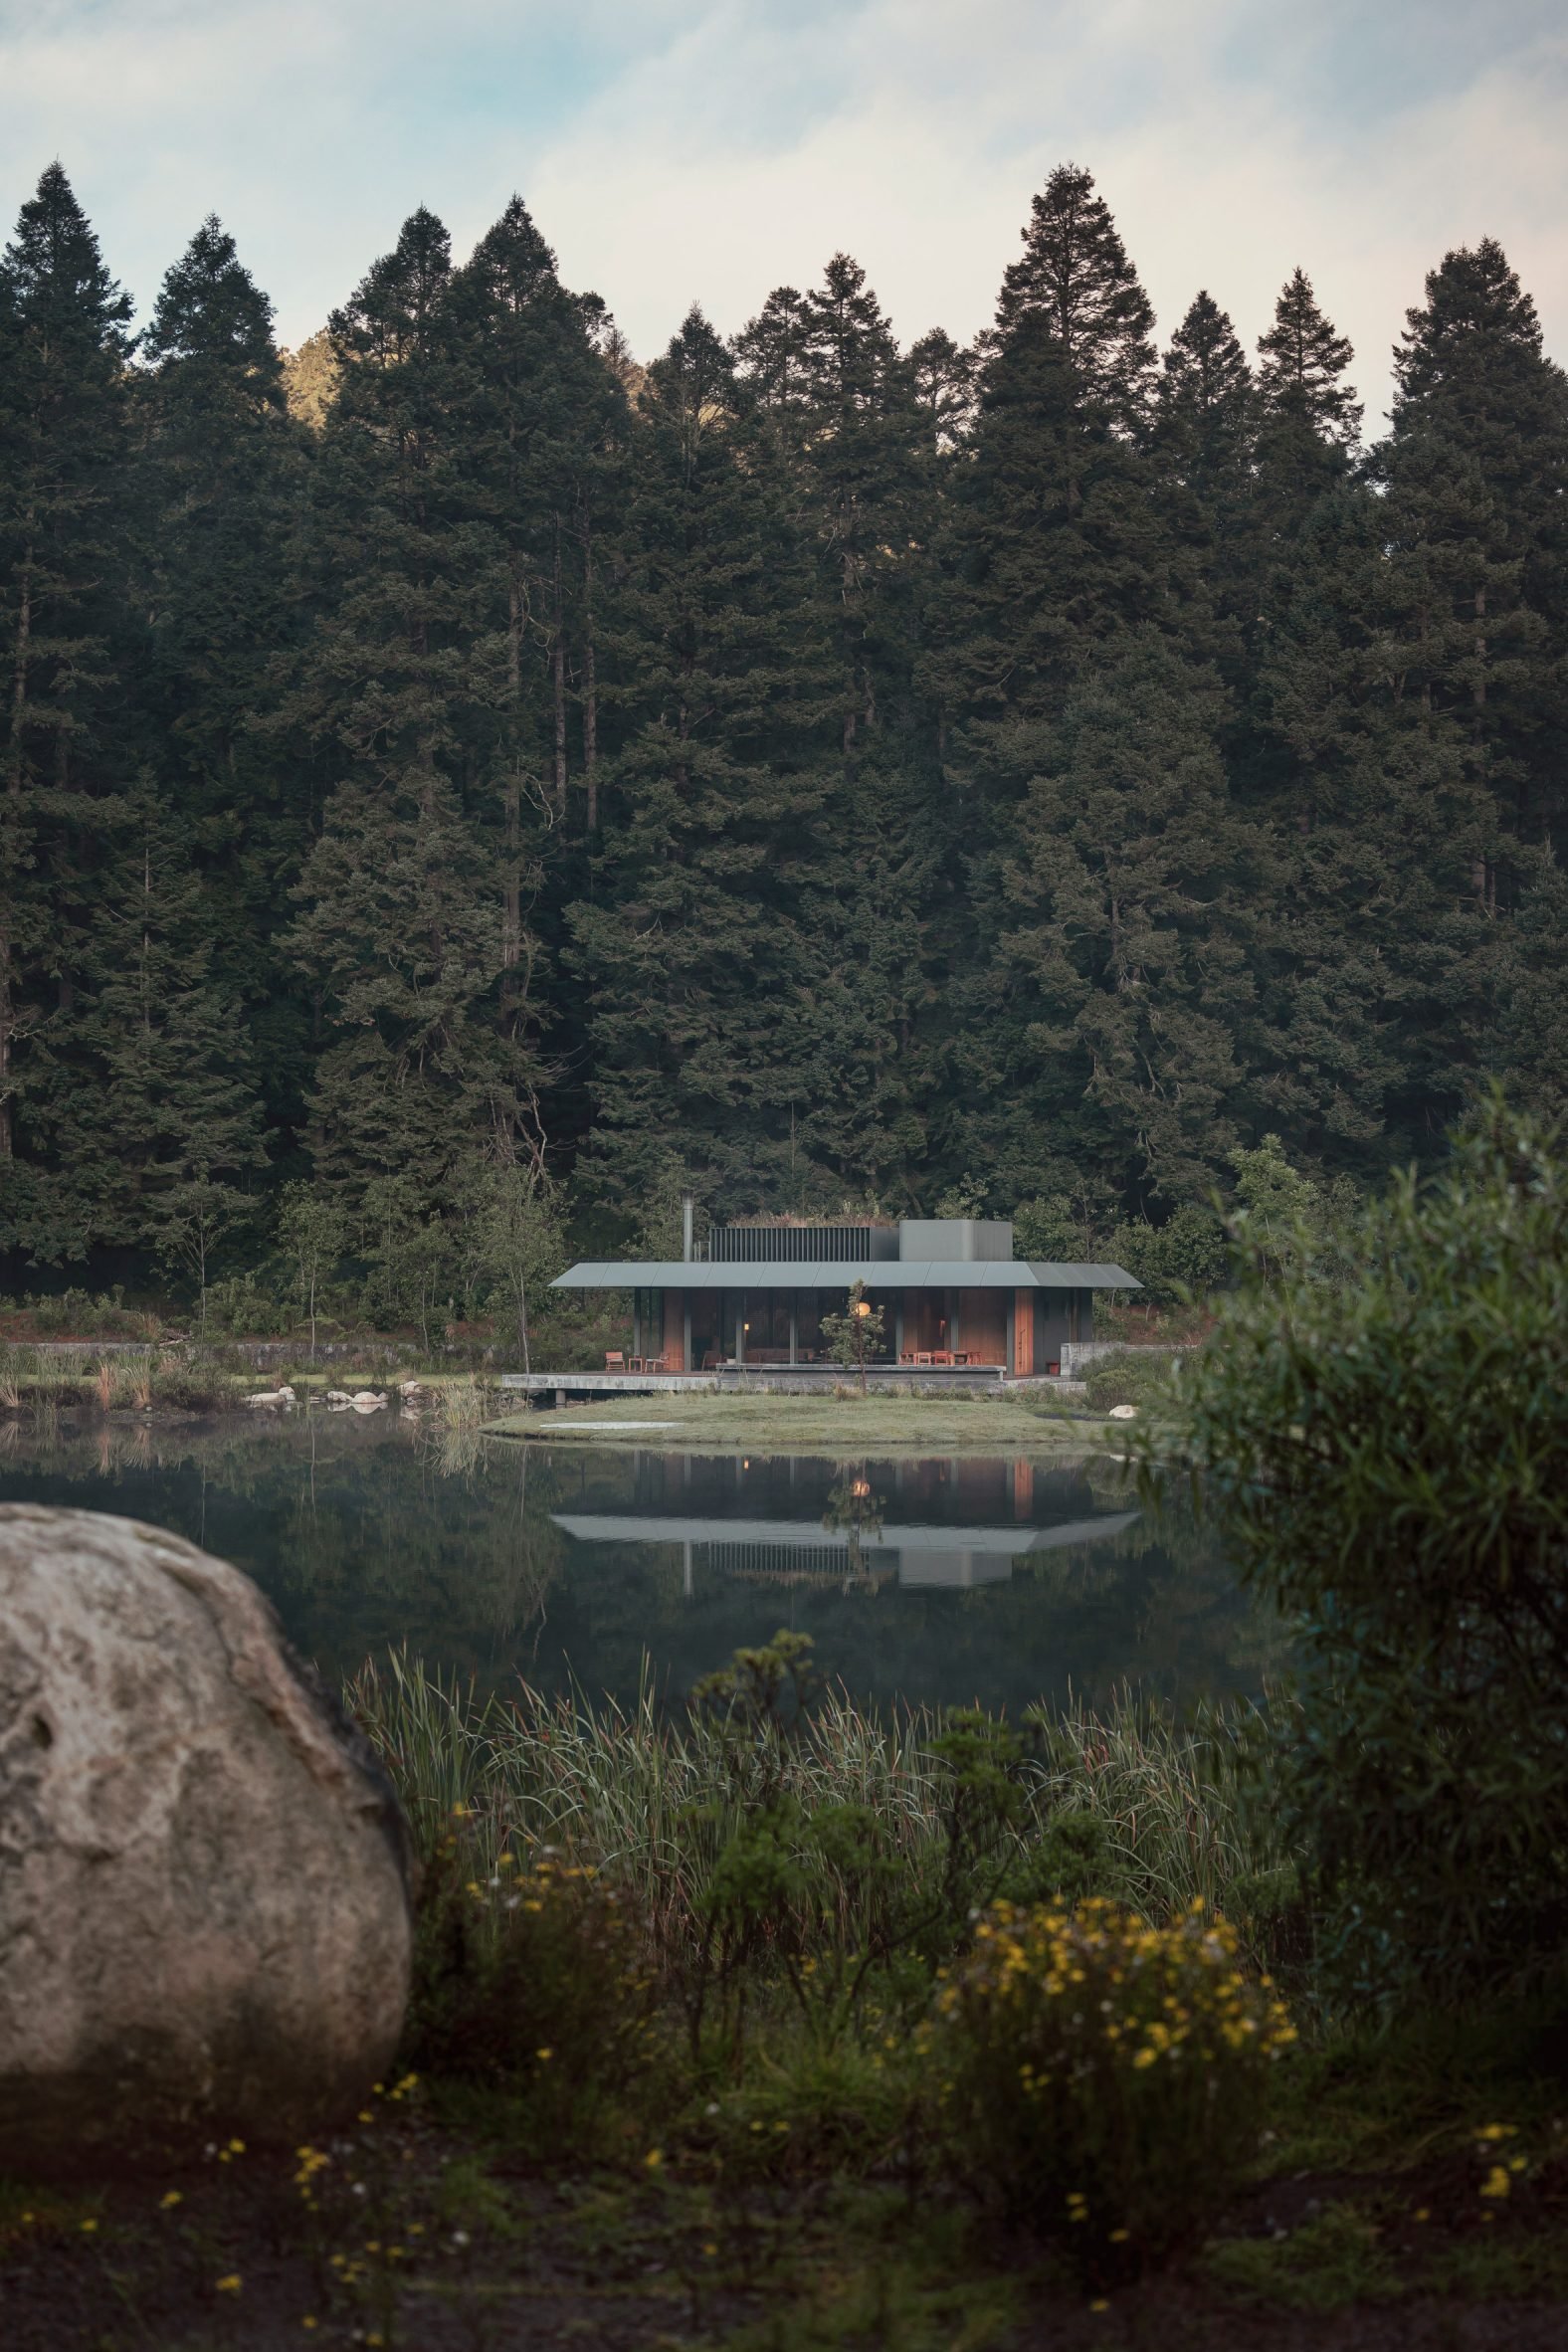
[350, 1651, 1289, 1981]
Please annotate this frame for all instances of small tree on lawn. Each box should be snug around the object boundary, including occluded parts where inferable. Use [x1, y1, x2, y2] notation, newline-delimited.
[819, 1279, 885, 1396]
[277, 1181, 346, 1358]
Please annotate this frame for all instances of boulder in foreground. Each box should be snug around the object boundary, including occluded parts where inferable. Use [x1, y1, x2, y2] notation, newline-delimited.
[0, 1505, 412, 2172]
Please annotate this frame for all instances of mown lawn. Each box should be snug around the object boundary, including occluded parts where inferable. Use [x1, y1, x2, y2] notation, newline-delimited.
[483, 1387, 1115, 1455]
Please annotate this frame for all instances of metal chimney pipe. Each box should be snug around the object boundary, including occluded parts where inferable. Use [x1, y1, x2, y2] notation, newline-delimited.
[682, 1192, 693, 1264]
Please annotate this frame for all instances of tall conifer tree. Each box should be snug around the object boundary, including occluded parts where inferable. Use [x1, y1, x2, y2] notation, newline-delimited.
[134, 217, 314, 1130]
[1377, 239, 1568, 857]
[288, 209, 551, 1203]
[570, 309, 837, 1209]
[0, 165, 134, 1256]
[992, 630, 1258, 1199]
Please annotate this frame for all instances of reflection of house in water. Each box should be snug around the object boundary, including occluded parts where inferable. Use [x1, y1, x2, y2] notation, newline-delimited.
[551, 1504, 1139, 1594]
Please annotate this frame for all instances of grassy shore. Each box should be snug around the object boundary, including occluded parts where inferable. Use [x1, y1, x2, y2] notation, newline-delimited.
[483, 1386, 1116, 1454]
[11, 1656, 1568, 2349]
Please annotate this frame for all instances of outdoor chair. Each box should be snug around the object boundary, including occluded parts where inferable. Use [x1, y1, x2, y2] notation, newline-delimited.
[604, 1351, 626, 1371]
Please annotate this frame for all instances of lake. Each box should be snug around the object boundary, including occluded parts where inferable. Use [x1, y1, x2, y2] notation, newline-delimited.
[0, 1414, 1274, 1716]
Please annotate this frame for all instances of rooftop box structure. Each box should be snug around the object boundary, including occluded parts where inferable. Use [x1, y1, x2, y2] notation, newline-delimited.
[550, 1215, 1138, 1377]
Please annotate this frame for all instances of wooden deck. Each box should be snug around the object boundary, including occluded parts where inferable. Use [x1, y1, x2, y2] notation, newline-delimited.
[497, 1363, 1034, 1403]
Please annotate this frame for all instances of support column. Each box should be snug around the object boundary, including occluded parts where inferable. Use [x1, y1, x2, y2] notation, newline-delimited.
[633, 1295, 642, 1361]
[664, 1289, 685, 1372]
[1014, 1289, 1035, 1377]
[894, 1292, 905, 1361]
[735, 1297, 745, 1365]
[789, 1293, 798, 1366]
[684, 1293, 692, 1373]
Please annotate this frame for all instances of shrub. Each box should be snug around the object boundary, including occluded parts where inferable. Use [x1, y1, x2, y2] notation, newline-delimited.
[929, 1898, 1294, 2270]
[405, 1832, 655, 2147]
[1082, 1348, 1180, 1413]
[1105, 1205, 1228, 1303]
[1151, 1097, 1568, 2000]
[203, 1269, 293, 1337]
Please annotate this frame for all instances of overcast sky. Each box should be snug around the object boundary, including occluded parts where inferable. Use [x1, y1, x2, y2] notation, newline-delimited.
[4, 0, 1565, 427]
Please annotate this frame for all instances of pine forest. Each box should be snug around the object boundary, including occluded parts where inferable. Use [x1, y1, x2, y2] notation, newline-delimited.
[3, 158, 1566, 1307]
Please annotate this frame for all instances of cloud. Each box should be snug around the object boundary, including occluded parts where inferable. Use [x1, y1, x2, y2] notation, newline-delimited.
[1, 0, 1565, 421]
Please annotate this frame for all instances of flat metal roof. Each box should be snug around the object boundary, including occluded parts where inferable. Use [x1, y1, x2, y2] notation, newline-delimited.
[551, 1259, 1140, 1291]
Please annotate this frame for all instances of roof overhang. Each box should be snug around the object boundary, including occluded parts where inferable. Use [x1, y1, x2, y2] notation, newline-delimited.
[549, 1260, 1140, 1290]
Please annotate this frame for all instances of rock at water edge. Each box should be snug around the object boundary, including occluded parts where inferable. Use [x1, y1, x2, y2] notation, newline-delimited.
[0, 1505, 413, 2171]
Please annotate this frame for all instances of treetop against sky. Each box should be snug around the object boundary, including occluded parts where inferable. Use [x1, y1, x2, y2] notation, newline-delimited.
[2, 0, 1565, 421]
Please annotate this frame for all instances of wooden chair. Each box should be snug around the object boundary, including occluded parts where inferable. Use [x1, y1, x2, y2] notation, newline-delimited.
[604, 1351, 626, 1371]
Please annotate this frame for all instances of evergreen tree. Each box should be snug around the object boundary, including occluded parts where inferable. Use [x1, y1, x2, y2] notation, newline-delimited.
[133, 216, 314, 1133]
[288, 208, 550, 1205]
[1484, 848, 1568, 1121]
[1250, 482, 1497, 1173]
[1154, 292, 1255, 504]
[1252, 268, 1361, 556]
[907, 327, 978, 459]
[1377, 238, 1568, 855]
[739, 254, 924, 744]
[1152, 290, 1258, 684]
[0, 164, 133, 1233]
[444, 193, 626, 843]
[926, 163, 1174, 800]
[994, 162, 1156, 422]
[990, 630, 1258, 1201]
[570, 308, 837, 1209]
[1257, 267, 1361, 446]
[25, 773, 265, 1257]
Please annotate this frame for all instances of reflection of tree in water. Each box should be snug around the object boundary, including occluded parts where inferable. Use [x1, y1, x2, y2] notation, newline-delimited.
[0, 1414, 568, 1685]
[820, 1465, 889, 1594]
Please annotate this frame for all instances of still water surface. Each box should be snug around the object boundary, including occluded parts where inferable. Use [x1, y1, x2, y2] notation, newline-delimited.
[0, 1416, 1274, 1715]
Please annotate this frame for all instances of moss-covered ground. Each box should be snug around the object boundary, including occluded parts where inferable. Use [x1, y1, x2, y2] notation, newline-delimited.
[7, 2053, 1568, 2352]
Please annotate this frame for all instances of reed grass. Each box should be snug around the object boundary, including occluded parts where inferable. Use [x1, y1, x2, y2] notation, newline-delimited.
[349, 1652, 1287, 1960]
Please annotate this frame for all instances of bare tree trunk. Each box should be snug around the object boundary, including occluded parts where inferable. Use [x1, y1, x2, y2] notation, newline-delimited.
[581, 499, 598, 832]
[502, 572, 524, 1012]
[0, 560, 33, 1160]
[551, 523, 567, 814]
